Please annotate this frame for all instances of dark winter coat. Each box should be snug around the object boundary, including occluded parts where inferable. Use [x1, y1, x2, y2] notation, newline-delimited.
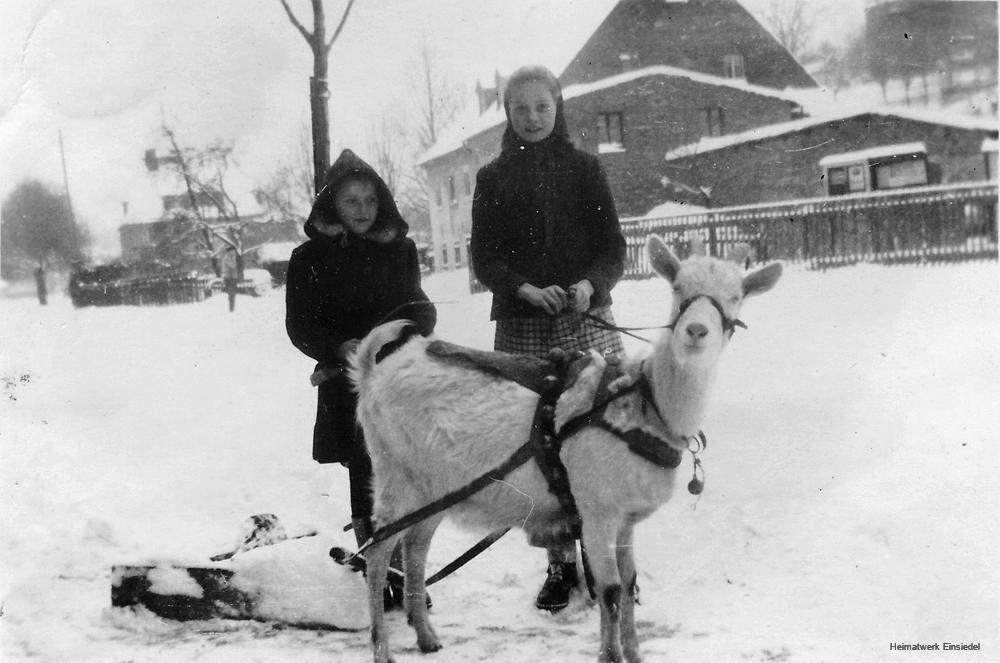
[286, 149, 436, 464]
[470, 91, 626, 321]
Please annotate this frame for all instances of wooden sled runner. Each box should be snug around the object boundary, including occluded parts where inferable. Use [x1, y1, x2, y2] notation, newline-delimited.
[110, 514, 368, 630]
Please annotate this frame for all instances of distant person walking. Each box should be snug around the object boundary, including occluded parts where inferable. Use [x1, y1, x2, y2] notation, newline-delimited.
[222, 253, 239, 312]
[34, 267, 48, 306]
[470, 64, 626, 612]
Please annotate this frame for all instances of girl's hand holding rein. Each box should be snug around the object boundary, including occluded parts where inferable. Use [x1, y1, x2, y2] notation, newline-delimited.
[567, 279, 594, 313]
[517, 283, 567, 315]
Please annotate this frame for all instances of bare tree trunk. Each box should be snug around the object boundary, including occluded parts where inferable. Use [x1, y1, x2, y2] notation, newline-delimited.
[310, 77, 331, 194]
[279, 0, 356, 195]
[310, 0, 330, 194]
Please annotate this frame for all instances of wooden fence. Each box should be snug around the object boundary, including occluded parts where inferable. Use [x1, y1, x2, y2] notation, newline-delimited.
[70, 275, 214, 307]
[469, 181, 997, 292]
[621, 181, 998, 275]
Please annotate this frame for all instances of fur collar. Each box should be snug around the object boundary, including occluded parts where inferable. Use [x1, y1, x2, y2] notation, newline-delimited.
[316, 223, 401, 246]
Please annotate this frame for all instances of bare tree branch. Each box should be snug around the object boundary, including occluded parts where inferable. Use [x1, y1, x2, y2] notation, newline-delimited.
[759, 0, 812, 60]
[277, 0, 313, 44]
[326, 0, 357, 51]
[154, 124, 288, 285]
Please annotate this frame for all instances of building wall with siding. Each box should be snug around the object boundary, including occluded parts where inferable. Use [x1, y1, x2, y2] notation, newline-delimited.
[663, 115, 998, 207]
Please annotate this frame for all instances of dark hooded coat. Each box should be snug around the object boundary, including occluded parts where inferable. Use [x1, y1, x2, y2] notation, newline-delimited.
[470, 86, 626, 321]
[286, 149, 436, 464]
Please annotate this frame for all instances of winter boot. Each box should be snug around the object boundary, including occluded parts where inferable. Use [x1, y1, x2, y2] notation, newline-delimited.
[535, 561, 579, 612]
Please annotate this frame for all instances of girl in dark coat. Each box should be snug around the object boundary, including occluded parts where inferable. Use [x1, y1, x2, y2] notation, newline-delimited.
[470, 65, 627, 612]
[286, 149, 436, 551]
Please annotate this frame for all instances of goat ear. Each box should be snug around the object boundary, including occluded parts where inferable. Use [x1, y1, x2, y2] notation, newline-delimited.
[646, 235, 681, 282]
[743, 262, 783, 297]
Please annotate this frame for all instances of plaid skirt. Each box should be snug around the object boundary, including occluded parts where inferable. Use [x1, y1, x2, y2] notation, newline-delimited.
[494, 305, 625, 359]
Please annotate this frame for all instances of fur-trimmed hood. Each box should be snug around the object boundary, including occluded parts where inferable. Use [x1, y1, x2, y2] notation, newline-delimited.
[304, 149, 408, 243]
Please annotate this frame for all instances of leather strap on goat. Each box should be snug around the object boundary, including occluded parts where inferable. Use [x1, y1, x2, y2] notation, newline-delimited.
[556, 362, 689, 471]
[356, 348, 691, 564]
[357, 439, 536, 555]
[531, 350, 587, 541]
[357, 350, 586, 556]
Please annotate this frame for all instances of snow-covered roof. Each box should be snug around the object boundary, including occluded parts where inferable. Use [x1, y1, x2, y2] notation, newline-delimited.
[561, 65, 808, 107]
[417, 65, 810, 167]
[818, 142, 927, 168]
[644, 200, 708, 218]
[664, 106, 999, 161]
[255, 241, 299, 263]
[416, 104, 507, 167]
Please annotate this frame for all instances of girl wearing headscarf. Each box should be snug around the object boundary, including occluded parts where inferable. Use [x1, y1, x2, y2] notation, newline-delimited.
[286, 149, 436, 607]
[470, 65, 626, 612]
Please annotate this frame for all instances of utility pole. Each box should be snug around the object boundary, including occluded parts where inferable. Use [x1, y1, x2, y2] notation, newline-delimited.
[58, 129, 84, 271]
[59, 130, 76, 224]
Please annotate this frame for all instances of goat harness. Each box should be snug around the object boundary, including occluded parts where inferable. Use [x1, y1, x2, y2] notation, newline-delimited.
[340, 293, 739, 579]
[351, 343, 706, 560]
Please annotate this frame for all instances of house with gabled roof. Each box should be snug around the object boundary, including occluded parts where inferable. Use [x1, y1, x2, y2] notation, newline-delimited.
[560, 0, 815, 89]
[417, 0, 819, 271]
[660, 106, 998, 206]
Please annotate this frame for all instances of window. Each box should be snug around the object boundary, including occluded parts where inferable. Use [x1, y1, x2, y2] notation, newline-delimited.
[826, 165, 867, 196]
[435, 182, 442, 207]
[448, 175, 456, 204]
[873, 158, 928, 190]
[463, 169, 472, 196]
[597, 112, 624, 153]
[723, 53, 745, 79]
[704, 107, 724, 137]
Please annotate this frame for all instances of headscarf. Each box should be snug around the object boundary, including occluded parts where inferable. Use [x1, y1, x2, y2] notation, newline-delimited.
[304, 149, 408, 242]
[498, 65, 572, 158]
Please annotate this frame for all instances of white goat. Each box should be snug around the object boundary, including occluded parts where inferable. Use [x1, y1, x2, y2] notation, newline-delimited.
[349, 235, 782, 663]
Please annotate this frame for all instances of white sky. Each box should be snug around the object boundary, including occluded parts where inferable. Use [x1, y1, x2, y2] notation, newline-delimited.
[0, 0, 865, 255]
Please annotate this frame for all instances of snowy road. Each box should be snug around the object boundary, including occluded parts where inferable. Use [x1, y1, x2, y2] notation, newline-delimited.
[2, 260, 998, 662]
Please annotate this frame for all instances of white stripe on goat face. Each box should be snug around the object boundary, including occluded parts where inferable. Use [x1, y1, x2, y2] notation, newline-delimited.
[670, 258, 744, 349]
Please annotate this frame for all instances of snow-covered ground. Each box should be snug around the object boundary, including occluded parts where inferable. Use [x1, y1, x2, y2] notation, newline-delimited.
[2, 258, 998, 662]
